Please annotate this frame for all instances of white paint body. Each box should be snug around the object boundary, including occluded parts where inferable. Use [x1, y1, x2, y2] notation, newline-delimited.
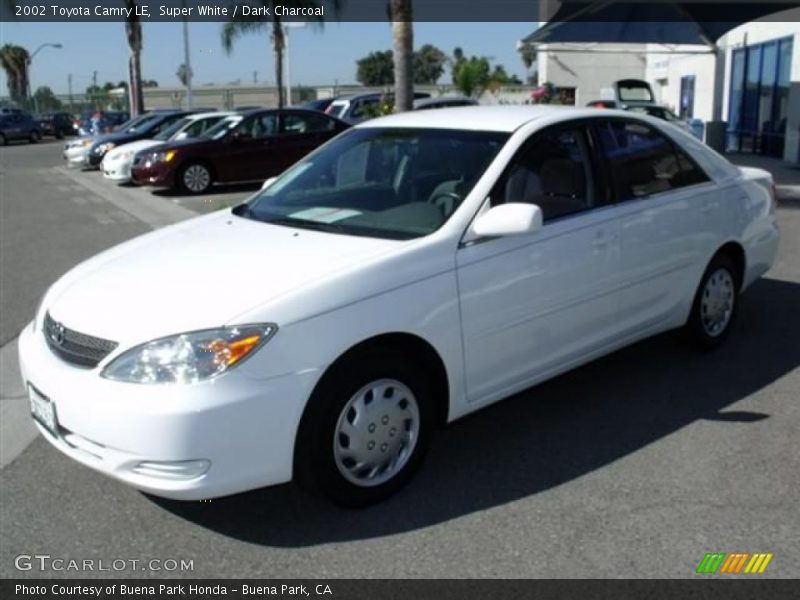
[20, 106, 779, 499]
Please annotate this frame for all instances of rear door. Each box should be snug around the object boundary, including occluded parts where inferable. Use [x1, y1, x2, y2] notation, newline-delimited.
[594, 118, 715, 335]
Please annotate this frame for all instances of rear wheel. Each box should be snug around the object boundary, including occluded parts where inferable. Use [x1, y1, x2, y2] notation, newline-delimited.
[179, 162, 212, 194]
[294, 353, 433, 507]
[685, 254, 739, 349]
[29, 130, 40, 143]
[0, 133, 6, 146]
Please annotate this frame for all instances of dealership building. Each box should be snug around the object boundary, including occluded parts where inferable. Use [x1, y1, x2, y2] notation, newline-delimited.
[530, 18, 800, 164]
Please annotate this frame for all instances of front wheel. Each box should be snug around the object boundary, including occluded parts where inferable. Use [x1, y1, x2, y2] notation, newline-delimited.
[295, 354, 434, 507]
[0, 133, 6, 146]
[29, 130, 40, 143]
[179, 162, 212, 194]
[684, 254, 739, 349]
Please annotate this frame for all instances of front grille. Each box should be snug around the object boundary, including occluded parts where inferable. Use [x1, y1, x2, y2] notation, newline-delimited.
[44, 312, 118, 368]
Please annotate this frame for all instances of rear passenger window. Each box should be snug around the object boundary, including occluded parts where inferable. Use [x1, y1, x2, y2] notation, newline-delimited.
[491, 125, 596, 222]
[596, 120, 708, 199]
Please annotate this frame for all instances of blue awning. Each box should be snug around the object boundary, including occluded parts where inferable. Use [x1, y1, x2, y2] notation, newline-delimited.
[523, 2, 799, 47]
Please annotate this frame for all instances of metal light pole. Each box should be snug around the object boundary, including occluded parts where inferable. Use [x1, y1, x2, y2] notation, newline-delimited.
[182, 9, 193, 109]
[27, 43, 62, 113]
[283, 23, 306, 107]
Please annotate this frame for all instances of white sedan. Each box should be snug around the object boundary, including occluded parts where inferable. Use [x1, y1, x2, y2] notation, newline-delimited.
[100, 111, 234, 184]
[20, 106, 779, 506]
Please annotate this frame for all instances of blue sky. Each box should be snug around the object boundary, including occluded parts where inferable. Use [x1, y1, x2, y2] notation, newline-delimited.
[0, 22, 538, 95]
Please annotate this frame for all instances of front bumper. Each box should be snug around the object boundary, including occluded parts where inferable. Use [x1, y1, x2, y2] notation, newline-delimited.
[131, 160, 176, 188]
[18, 321, 316, 500]
[102, 158, 133, 183]
[64, 146, 91, 167]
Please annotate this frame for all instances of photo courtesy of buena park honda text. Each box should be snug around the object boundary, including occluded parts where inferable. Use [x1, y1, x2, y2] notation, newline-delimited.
[0, 0, 799, 598]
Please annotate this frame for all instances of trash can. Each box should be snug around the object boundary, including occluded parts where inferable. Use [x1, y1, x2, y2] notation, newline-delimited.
[705, 121, 727, 152]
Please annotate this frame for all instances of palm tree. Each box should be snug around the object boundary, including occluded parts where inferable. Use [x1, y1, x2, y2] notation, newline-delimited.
[389, 0, 413, 113]
[221, 2, 335, 110]
[519, 43, 536, 84]
[0, 44, 30, 105]
[176, 63, 193, 87]
[124, 1, 144, 115]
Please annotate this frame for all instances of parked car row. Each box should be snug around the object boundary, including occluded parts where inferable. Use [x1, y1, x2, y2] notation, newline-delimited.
[65, 107, 350, 195]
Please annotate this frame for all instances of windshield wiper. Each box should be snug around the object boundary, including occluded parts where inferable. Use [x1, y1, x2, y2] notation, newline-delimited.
[264, 216, 348, 234]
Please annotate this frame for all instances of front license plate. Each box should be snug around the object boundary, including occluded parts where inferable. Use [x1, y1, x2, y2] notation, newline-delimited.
[29, 384, 58, 436]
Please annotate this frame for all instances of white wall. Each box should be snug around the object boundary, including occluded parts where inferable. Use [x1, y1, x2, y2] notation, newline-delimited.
[538, 45, 648, 106]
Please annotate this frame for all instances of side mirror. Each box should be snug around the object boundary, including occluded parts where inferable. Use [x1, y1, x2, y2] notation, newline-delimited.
[471, 203, 543, 238]
[174, 132, 188, 141]
[261, 176, 277, 190]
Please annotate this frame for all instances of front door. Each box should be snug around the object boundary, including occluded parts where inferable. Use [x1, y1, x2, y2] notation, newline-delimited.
[456, 123, 621, 404]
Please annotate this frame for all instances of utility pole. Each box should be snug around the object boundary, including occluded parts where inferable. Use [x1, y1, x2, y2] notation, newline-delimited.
[68, 74, 73, 114]
[182, 12, 193, 110]
[253, 71, 258, 84]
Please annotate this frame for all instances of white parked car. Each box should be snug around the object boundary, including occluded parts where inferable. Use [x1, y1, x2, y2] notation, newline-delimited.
[20, 106, 779, 506]
[63, 113, 154, 169]
[62, 136, 95, 168]
[101, 111, 234, 184]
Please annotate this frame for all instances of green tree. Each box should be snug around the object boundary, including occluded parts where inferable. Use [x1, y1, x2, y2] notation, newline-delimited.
[356, 50, 394, 86]
[413, 44, 446, 85]
[142, 80, 159, 88]
[390, 0, 413, 112]
[33, 86, 62, 111]
[221, 1, 338, 109]
[519, 43, 536, 80]
[0, 44, 30, 104]
[453, 55, 490, 98]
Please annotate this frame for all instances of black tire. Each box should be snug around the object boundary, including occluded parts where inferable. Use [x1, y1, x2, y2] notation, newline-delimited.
[178, 162, 212, 194]
[29, 130, 40, 143]
[684, 253, 740, 350]
[0, 133, 6, 146]
[55, 129, 65, 139]
[294, 352, 434, 507]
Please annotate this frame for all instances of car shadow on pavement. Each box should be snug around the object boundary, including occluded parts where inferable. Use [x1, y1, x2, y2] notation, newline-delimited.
[150, 276, 800, 547]
[151, 182, 261, 198]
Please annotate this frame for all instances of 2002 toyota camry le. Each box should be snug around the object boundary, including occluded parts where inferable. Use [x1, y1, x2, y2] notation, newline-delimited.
[20, 106, 779, 506]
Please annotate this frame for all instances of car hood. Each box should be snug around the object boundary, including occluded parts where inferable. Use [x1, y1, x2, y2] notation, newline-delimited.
[45, 211, 402, 346]
[105, 139, 161, 160]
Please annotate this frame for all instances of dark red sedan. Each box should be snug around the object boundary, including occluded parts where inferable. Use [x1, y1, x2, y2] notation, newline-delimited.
[130, 109, 349, 194]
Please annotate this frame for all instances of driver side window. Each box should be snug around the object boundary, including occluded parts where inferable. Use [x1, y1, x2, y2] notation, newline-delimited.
[490, 125, 596, 222]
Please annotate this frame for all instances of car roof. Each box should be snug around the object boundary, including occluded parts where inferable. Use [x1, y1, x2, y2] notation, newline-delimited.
[357, 105, 613, 132]
[185, 111, 235, 120]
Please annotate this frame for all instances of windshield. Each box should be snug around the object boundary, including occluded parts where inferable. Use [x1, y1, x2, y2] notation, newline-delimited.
[326, 103, 347, 118]
[154, 117, 190, 141]
[122, 113, 159, 133]
[240, 127, 509, 240]
[203, 115, 242, 139]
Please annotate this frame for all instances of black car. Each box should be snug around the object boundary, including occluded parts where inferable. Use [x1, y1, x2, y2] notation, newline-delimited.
[36, 112, 74, 138]
[87, 110, 195, 167]
[0, 112, 41, 145]
[299, 97, 338, 113]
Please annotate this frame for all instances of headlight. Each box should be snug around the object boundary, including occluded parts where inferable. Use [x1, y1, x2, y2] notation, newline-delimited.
[121, 150, 135, 160]
[95, 142, 115, 154]
[101, 324, 276, 384]
[149, 149, 177, 163]
[81, 139, 92, 147]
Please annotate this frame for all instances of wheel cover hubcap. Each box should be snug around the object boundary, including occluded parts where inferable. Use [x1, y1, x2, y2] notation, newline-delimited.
[333, 378, 420, 487]
[184, 165, 210, 191]
[701, 268, 735, 337]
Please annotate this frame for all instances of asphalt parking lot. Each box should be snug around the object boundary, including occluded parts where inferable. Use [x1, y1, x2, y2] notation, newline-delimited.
[1, 138, 798, 578]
